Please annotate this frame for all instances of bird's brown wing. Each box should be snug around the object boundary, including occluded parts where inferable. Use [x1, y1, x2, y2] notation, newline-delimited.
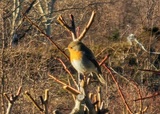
[81, 43, 102, 74]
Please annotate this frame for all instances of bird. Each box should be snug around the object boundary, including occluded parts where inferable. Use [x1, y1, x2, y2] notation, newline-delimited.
[67, 40, 106, 85]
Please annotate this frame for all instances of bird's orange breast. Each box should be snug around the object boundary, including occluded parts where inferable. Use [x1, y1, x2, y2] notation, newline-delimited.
[68, 49, 83, 61]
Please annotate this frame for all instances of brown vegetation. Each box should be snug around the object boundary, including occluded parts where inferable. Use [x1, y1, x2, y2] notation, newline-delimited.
[0, 0, 160, 114]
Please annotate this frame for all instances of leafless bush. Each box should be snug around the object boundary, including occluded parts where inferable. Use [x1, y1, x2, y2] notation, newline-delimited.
[0, 0, 160, 113]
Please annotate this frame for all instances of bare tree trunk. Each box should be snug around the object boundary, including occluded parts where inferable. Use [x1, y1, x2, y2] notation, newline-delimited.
[11, 0, 21, 36]
[35, 0, 56, 36]
[10, 0, 23, 46]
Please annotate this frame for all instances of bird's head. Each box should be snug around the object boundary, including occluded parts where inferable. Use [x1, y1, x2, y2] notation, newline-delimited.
[67, 41, 83, 52]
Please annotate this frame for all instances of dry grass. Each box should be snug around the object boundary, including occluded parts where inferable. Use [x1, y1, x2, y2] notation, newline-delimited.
[0, 0, 160, 113]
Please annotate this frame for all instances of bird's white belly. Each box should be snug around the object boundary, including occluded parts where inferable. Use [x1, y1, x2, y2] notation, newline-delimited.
[71, 59, 86, 73]
[71, 59, 95, 74]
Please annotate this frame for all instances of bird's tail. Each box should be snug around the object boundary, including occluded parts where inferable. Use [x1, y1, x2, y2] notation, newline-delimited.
[97, 74, 106, 85]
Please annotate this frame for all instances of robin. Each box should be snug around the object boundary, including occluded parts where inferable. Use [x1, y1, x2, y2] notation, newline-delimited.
[67, 41, 106, 85]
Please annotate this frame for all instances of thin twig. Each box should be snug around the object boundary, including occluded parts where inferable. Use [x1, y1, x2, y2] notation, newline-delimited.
[57, 14, 77, 41]
[4, 86, 22, 114]
[99, 55, 110, 66]
[78, 11, 95, 41]
[57, 11, 95, 41]
[96, 47, 107, 58]
[55, 58, 78, 88]
[103, 65, 133, 114]
[134, 92, 160, 101]
[3, 94, 11, 103]
[48, 74, 68, 86]
[57, 15, 71, 32]
[70, 14, 77, 40]
[138, 69, 160, 75]
[110, 67, 144, 113]
[129, 80, 143, 113]
[48, 74, 81, 95]
[24, 15, 69, 60]
[44, 89, 49, 114]
[16, 86, 22, 96]
[67, 79, 76, 101]
[25, 91, 44, 112]
[63, 86, 80, 96]
[97, 86, 101, 110]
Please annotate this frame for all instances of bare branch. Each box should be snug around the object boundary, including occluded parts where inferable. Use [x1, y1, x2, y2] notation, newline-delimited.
[25, 89, 50, 114]
[23, 0, 36, 15]
[57, 14, 77, 41]
[134, 92, 160, 101]
[138, 69, 160, 75]
[67, 79, 76, 101]
[70, 14, 76, 30]
[96, 47, 107, 58]
[57, 11, 95, 41]
[97, 86, 101, 110]
[70, 14, 77, 40]
[25, 91, 44, 112]
[76, 27, 80, 37]
[4, 86, 22, 114]
[57, 15, 71, 32]
[44, 89, 49, 114]
[55, 58, 78, 88]
[78, 11, 96, 41]
[129, 81, 143, 113]
[3, 93, 11, 103]
[103, 65, 133, 114]
[63, 86, 80, 96]
[44, 89, 49, 102]
[40, 96, 44, 104]
[48, 74, 68, 86]
[48, 74, 81, 95]
[110, 67, 144, 113]
[99, 54, 110, 66]
[70, 80, 87, 114]
[24, 15, 69, 60]
[16, 86, 22, 96]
